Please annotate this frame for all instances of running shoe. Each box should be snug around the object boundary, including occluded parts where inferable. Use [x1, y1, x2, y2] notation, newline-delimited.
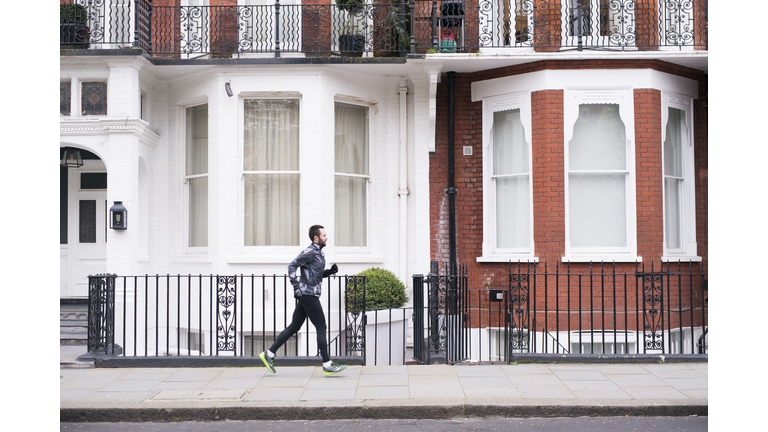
[323, 362, 347, 376]
[259, 352, 276, 373]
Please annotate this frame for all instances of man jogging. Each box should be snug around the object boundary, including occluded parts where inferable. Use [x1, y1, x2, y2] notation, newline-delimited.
[260, 224, 347, 376]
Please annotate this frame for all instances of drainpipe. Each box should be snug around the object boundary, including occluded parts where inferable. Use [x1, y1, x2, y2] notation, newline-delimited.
[398, 78, 409, 282]
[446, 72, 457, 276]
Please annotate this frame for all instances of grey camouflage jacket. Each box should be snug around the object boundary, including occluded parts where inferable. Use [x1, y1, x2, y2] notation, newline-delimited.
[288, 242, 328, 297]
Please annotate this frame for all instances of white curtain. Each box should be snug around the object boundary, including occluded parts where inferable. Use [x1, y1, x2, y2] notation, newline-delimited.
[493, 109, 530, 249]
[664, 107, 686, 249]
[568, 103, 627, 248]
[334, 103, 368, 247]
[186, 104, 208, 247]
[243, 99, 300, 246]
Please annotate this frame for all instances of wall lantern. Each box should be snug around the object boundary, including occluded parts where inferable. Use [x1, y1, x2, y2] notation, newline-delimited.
[225, 81, 233, 97]
[109, 201, 128, 230]
[60, 148, 83, 168]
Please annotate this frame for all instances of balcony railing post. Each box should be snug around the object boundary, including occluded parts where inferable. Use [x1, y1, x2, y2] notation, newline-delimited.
[275, 0, 281, 58]
[134, 0, 140, 49]
[431, 0, 438, 50]
[409, 0, 416, 53]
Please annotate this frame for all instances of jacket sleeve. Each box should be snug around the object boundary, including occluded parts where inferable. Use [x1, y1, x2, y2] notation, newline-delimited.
[288, 249, 312, 288]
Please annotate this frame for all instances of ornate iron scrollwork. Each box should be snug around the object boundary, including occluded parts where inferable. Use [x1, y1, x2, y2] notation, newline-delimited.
[426, 273, 449, 354]
[216, 276, 237, 353]
[87, 274, 116, 355]
[344, 275, 366, 354]
[509, 272, 530, 351]
[638, 272, 664, 352]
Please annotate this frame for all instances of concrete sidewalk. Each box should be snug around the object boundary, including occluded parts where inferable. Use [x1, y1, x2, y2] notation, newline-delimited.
[60, 346, 707, 422]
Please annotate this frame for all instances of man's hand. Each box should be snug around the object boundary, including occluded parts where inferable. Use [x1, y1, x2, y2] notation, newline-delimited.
[323, 264, 339, 278]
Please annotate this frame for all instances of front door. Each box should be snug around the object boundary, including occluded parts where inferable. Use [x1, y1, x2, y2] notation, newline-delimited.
[62, 159, 108, 298]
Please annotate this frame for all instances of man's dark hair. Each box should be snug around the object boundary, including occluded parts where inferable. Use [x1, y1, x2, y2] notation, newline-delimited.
[309, 225, 324, 242]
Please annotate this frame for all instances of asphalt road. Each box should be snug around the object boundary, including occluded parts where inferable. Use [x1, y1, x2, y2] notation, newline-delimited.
[61, 416, 708, 432]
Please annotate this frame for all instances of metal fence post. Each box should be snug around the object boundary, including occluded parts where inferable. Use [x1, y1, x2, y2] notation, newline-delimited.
[84, 274, 119, 358]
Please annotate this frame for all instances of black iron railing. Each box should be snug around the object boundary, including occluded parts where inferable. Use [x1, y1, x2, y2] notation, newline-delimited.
[60, 1, 707, 56]
[478, 0, 708, 50]
[414, 260, 707, 364]
[86, 274, 388, 362]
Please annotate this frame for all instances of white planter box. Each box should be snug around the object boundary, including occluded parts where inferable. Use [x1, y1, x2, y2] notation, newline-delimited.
[364, 309, 407, 366]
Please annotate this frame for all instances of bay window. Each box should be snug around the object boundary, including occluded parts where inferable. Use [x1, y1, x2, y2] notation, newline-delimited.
[564, 89, 636, 260]
[334, 102, 370, 248]
[662, 93, 697, 259]
[480, 93, 534, 261]
[243, 99, 301, 247]
[185, 103, 209, 248]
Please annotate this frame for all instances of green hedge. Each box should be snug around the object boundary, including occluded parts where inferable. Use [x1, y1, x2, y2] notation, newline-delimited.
[61, 4, 88, 24]
[346, 267, 407, 311]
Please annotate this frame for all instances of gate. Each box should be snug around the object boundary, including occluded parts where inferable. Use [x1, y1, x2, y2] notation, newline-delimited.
[412, 262, 468, 364]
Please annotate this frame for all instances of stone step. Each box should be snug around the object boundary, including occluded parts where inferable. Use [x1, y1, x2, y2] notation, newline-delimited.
[60, 335, 87, 346]
[61, 312, 88, 320]
[61, 319, 88, 327]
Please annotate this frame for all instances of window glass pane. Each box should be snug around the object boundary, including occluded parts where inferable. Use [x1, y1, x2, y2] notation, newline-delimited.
[335, 176, 367, 247]
[664, 107, 685, 177]
[569, 104, 626, 171]
[493, 109, 528, 175]
[335, 103, 369, 176]
[664, 178, 681, 249]
[79, 200, 97, 243]
[80, 173, 108, 189]
[244, 174, 300, 246]
[82, 82, 107, 116]
[569, 173, 627, 247]
[495, 175, 530, 249]
[61, 82, 71, 116]
[186, 104, 208, 176]
[244, 99, 300, 172]
[189, 177, 208, 247]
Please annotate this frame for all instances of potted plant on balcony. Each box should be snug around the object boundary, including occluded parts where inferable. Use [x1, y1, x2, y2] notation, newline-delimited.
[376, 2, 411, 57]
[336, 0, 366, 57]
[60, 3, 90, 49]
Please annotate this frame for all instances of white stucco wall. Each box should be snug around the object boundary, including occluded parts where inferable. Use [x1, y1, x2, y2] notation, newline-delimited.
[60, 57, 434, 299]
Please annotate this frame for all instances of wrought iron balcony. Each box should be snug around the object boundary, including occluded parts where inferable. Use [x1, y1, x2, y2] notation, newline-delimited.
[59, 1, 707, 58]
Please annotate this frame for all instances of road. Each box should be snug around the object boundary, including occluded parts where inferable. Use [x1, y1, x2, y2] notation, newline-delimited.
[61, 416, 707, 432]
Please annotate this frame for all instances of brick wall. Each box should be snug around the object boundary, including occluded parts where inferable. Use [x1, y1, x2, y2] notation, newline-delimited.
[429, 60, 708, 293]
[634, 89, 664, 259]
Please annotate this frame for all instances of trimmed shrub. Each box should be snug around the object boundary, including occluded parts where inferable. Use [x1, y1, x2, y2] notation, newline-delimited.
[61, 4, 88, 24]
[346, 267, 407, 311]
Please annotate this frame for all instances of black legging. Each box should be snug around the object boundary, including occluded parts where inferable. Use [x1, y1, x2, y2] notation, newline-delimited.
[269, 294, 329, 363]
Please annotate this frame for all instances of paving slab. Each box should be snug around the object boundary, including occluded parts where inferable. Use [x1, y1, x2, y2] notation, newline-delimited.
[151, 389, 248, 401]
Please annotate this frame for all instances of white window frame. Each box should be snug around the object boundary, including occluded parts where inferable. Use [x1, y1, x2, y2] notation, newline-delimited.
[240, 95, 302, 254]
[183, 101, 209, 254]
[478, 91, 536, 263]
[661, 91, 699, 261]
[563, 88, 638, 262]
[333, 99, 373, 254]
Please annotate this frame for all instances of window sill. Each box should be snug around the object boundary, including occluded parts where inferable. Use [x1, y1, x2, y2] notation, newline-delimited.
[228, 253, 298, 264]
[171, 255, 212, 264]
[476, 256, 539, 263]
[661, 255, 703, 262]
[561, 256, 642, 263]
[329, 254, 385, 265]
